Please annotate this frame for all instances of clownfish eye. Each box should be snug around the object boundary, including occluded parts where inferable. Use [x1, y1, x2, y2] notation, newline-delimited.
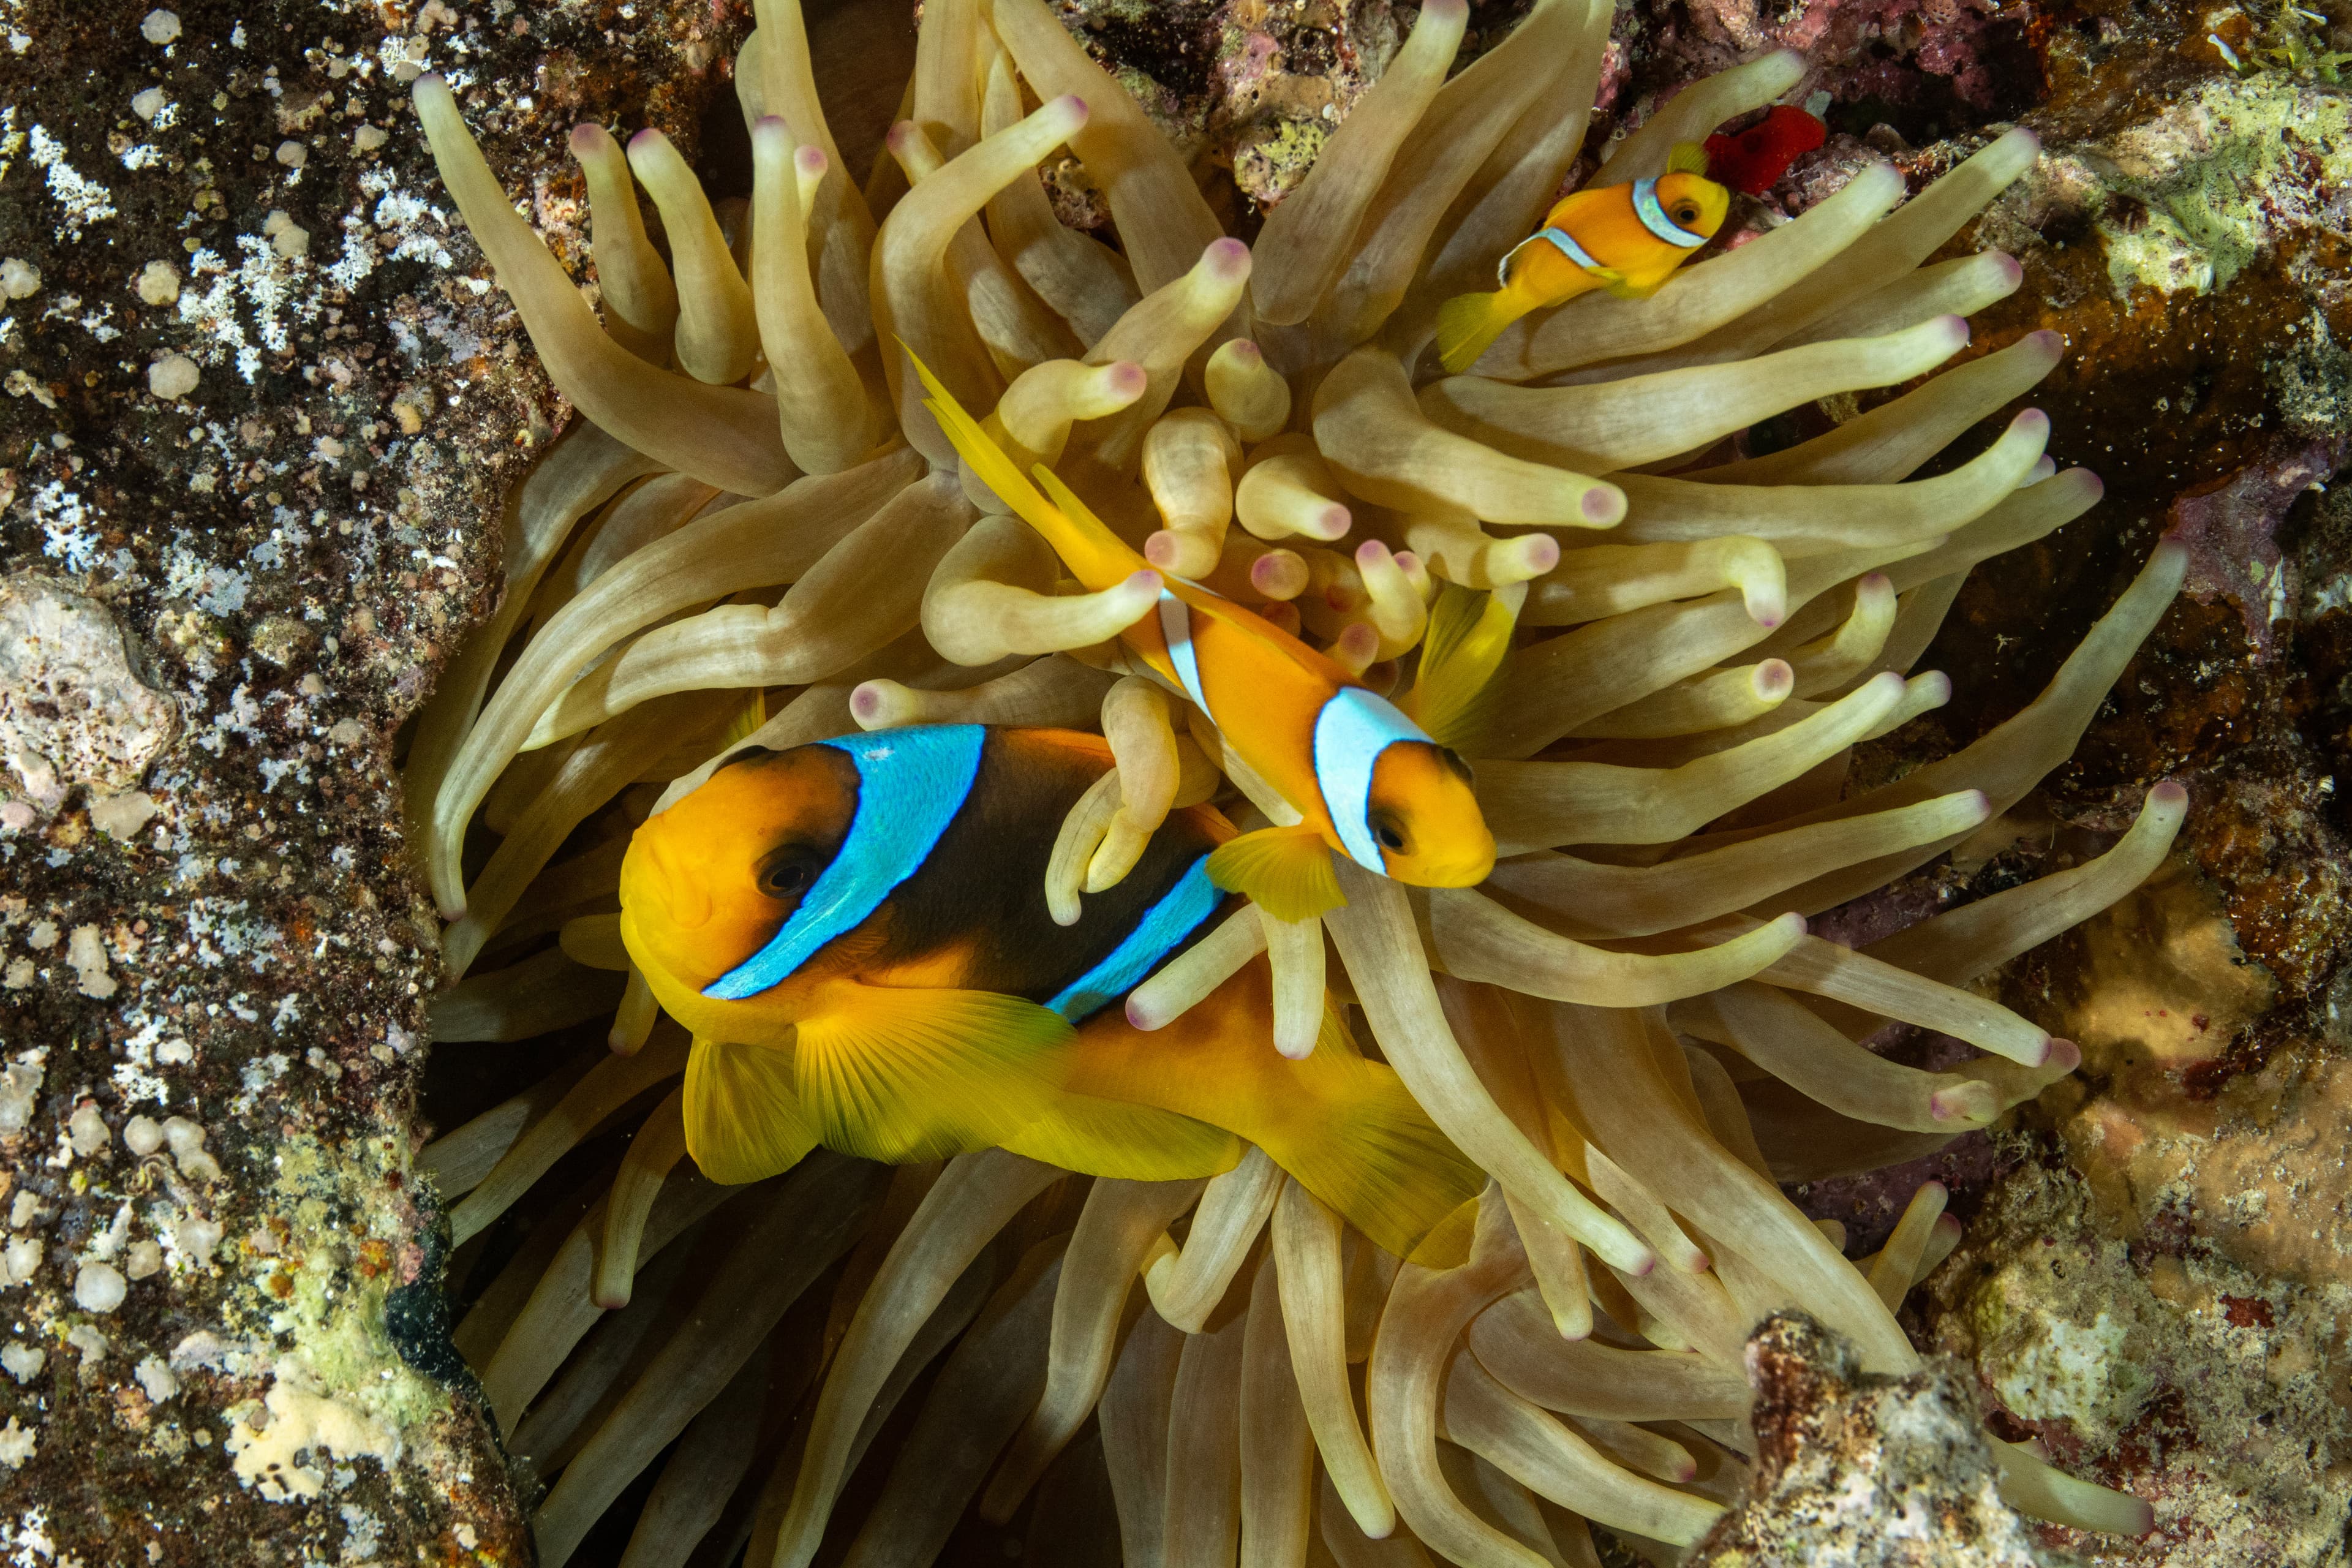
[755, 848, 821, 900]
[1674, 204, 1700, 224]
[1370, 810, 1408, 854]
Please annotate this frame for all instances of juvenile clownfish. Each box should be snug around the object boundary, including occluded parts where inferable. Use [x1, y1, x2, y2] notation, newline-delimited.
[1702, 105, 1828, 197]
[1434, 141, 1732, 374]
[906, 350, 1504, 924]
[618, 724, 1485, 1260]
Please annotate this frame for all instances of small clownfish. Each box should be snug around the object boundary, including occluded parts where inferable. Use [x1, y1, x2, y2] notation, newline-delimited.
[1434, 141, 1732, 374]
[906, 350, 1504, 924]
[618, 725, 1484, 1261]
[1702, 105, 1828, 196]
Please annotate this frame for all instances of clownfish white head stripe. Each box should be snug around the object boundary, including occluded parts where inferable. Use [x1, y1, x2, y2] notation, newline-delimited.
[1632, 177, 1711, 247]
[1311, 687, 1436, 873]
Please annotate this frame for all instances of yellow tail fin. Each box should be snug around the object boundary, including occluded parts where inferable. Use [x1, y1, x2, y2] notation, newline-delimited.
[902, 342, 1144, 590]
[1435, 288, 1537, 375]
[1265, 1009, 1485, 1262]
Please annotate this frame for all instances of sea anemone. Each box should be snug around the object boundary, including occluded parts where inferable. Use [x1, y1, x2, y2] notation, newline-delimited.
[405, 1, 2187, 1562]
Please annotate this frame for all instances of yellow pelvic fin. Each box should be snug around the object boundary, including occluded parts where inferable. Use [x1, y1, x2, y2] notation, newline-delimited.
[793, 982, 1077, 1164]
[1605, 274, 1665, 300]
[1206, 823, 1346, 923]
[1272, 1009, 1485, 1262]
[683, 1035, 821, 1185]
[902, 341, 1142, 590]
[1404, 580, 1520, 756]
[1003, 1091, 1243, 1181]
[1665, 140, 1711, 176]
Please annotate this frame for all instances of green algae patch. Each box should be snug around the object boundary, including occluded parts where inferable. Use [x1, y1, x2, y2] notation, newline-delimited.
[2098, 75, 2352, 297]
[245, 1131, 451, 1456]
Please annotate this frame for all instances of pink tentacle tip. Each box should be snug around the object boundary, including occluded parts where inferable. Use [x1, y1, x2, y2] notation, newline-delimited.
[1125, 997, 1161, 1031]
[1937, 312, 1972, 346]
[1425, 0, 1470, 20]
[1525, 535, 1561, 573]
[794, 145, 829, 178]
[1754, 659, 1795, 699]
[2013, 406, 2051, 435]
[1275, 1035, 1315, 1061]
[1104, 360, 1148, 398]
[1122, 569, 1164, 598]
[1624, 1248, 1658, 1278]
[1993, 252, 2025, 285]
[2149, 778, 2190, 807]
[627, 127, 668, 153]
[2043, 1039, 2083, 1074]
[1356, 538, 1393, 568]
[1144, 531, 1181, 570]
[1203, 236, 1253, 280]
[1227, 339, 1264, 365]
[884, 120, 918, 153]
[848, 682, 883, 721]
[568, 123, 608, 153]
[1582, 485, 1626, 524]
[1050, 94, 1090, 128]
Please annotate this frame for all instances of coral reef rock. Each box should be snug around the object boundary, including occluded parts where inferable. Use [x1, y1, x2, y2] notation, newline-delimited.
[0, 0, 741, 1561]
[0, 573, 181, 814]
[1687, 1311, 2054, 1567]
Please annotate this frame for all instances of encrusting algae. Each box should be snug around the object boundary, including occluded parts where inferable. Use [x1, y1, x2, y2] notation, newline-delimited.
[402, 0, 2191, 1561]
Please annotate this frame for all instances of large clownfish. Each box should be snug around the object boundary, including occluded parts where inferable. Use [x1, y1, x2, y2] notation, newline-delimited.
[1435, 141, 1733, 374]
[907, 352, 1503, 925]
[619, 723, 1484, 1260]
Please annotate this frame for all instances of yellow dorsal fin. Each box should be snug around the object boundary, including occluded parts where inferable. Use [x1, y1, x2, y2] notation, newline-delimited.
[682, 1035, 820, 1185]
[902, 342, 1142, 590]
[1028, 463, 1155, 585]
[1665, 140, 1711, 176]
[1205, 823, 1346, 922]
[792, 982, 1077, 1164]
[1403, 581, 1520, 756]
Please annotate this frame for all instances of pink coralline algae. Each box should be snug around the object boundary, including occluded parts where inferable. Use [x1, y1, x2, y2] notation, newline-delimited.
[2167, 437, 2348, 660]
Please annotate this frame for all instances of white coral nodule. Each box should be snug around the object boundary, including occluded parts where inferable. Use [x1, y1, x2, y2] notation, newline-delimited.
[405, 1, 2179, 1564]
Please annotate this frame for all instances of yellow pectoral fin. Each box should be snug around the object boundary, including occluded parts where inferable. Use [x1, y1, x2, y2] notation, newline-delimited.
[1405, 581, 1521, 756]
[719, 688, 766, 750]
[1002, 1091, 1243, 1181]
[682, 1035, 821, 1186]
[1206, 823, 1346, 923]
[1665, 140, 1711, 176]
[792, 984, 1078, 1164]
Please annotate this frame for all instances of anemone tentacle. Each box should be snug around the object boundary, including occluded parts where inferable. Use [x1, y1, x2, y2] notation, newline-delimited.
[407, 5, 2180, 1561]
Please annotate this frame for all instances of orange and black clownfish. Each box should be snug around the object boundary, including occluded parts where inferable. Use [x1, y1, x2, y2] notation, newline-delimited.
[619, 724, 1483, 1261]
[1435, 141, 1733, 374]
[907, 350, 1506, 925]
